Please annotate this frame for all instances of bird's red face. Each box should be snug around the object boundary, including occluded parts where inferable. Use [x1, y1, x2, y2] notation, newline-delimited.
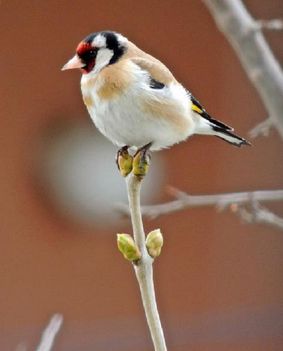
[76, 42, 98, 74]
[62, 41, 98, 74]
[62, 31, 127, 75]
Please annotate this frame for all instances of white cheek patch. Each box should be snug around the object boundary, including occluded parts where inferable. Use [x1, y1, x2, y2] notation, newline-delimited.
[116, 33, 128, 45]
[94, 48, 114, 73]
[92, 34, 106, 47]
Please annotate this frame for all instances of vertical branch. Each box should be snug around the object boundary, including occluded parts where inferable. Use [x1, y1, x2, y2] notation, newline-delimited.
[126, 175, 146, 251]
[126, 174, 167, 351]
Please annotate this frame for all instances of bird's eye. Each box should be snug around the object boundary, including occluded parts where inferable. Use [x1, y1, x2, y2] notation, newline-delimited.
[89, 49, 98, 57]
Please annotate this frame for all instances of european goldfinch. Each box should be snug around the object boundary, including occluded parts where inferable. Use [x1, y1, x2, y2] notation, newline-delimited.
[62, 31, 250, 154]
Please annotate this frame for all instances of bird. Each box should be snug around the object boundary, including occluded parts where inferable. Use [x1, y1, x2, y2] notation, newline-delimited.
[62, 30, 249, 169]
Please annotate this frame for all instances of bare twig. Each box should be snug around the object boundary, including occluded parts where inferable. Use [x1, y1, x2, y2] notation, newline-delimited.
[249, 117, 273, 138]
[36, 314, 63, 351]
[236, 200, 283, 230]
[203, 0, 283, 139]
[116, 189, 283, 221]
[256, 19, 283, 31]
[126, 174, 167, 351]
[254, 206, 283, 229]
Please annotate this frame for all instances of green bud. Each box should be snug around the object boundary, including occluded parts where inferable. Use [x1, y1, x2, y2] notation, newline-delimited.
[117, 150, 133, 177]
[117, 234, 141, 262]
[146, 229, 164, 258]
[132, 151, 150, 177]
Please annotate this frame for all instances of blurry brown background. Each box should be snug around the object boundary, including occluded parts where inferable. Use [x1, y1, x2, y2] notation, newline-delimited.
[1, 1, 283, 350]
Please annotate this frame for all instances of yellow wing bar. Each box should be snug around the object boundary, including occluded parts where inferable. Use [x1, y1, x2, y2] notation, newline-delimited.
[192, 103, 203, 114]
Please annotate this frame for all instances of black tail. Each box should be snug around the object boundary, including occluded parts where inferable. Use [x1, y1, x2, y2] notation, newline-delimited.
[212, 126, 251, 147]
[190, 94, 251, 147]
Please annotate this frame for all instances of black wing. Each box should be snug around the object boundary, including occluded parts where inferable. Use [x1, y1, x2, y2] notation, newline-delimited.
[191, 94, 233, 131]
[149, 77, 165, 90]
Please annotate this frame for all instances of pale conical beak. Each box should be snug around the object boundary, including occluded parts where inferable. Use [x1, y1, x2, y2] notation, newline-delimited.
[61, 55, 84, 71]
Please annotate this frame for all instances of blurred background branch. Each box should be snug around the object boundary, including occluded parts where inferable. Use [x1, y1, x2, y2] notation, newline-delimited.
[117, 189, 283, 230]
[203, 0, 283, 139]
[235, 201, 283, 230]
[35, 314, 63, 351]
[256, 19, 283, 31]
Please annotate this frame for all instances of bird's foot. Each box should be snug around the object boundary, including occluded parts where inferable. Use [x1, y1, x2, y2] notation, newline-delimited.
[116, 146, 133, 177]
[132, 142, 152, 178]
